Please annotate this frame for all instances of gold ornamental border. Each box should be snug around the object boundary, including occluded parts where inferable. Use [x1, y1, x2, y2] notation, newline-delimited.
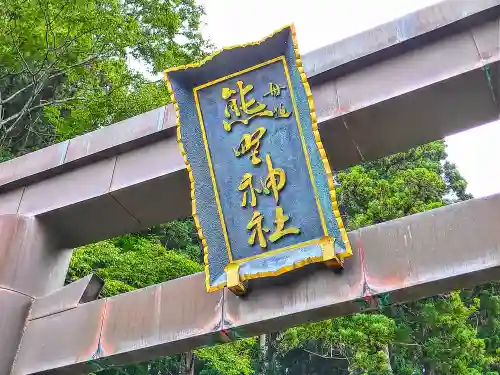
[164, 24, 352, 293]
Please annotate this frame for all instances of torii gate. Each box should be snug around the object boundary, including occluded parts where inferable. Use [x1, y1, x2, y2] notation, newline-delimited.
[2, 1, 500, 374]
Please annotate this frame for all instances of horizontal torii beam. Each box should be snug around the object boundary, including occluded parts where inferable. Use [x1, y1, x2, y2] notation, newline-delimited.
[11, 193, 500, 374]
[0, 0, 498, 247]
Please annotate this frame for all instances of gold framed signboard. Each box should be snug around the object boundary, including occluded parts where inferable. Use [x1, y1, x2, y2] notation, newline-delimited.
[164, 25, 352, 295]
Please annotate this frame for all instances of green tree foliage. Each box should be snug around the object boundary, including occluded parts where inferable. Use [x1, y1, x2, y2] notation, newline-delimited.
[0, 0, 208, 156]
[196, 338, 257, 375]
[336, 141, 468, 230]
[280, 314, 395, 374]
[143, 219, 203, 263]
[68, 235, 202, 297]
[271, 141, 499, 375]
[389, 292, 498, 375]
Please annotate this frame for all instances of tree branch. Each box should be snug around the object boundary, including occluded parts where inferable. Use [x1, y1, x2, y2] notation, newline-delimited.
[9, 31, 34, 78]
[0, 97, 84, 127]
[302, 348, 350, 361]
[3, 79, 43, 125]
[1, 81, 37, 106]
[0, 80, 45, 147]
[31, 97, 85, 111]
[35, 0, 52, 75]
[393, 342, 421, 347]
[0, 68, 28, 82]
[1, 54, 101, 105]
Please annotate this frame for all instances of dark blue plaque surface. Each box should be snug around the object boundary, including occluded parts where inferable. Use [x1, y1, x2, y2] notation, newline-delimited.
[165, 25, 352, 293]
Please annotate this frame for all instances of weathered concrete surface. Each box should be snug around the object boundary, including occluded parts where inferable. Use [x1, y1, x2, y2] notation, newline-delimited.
[0, 215, 72, 375]
[302, 0, 500, 82]
[12, 193, 500, 374]
[0, 290, 32, 375]
[28, 274, 103, 321]
[0, 215, 72, 298]
[14, 274, 224, 375]
[0, 1, 498, 248]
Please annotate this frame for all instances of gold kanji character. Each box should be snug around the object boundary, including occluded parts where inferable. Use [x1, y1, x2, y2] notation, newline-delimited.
[263, 154, 286, 204]
[269, 206, 300, 243]
[234, 127, 267, 165]
[236, 81, 266, 115]
[273, 103, 291, 119]
[238, 173, 262, 207]
[222, 87, 241, 119]
[247, 210, 269, 248]
[221, 80, 273, 131]
[264, 82, 287, 97]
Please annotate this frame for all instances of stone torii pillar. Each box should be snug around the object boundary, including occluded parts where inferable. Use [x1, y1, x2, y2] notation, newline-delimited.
[0, 215, 70, 374]
[0, 215, 103, 375]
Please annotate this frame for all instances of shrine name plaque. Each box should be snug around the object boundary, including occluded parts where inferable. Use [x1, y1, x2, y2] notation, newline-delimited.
[165, 25, 352, 295]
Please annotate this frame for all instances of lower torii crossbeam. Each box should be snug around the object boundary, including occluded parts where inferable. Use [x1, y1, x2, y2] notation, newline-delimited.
[9, 193, 500, 374]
